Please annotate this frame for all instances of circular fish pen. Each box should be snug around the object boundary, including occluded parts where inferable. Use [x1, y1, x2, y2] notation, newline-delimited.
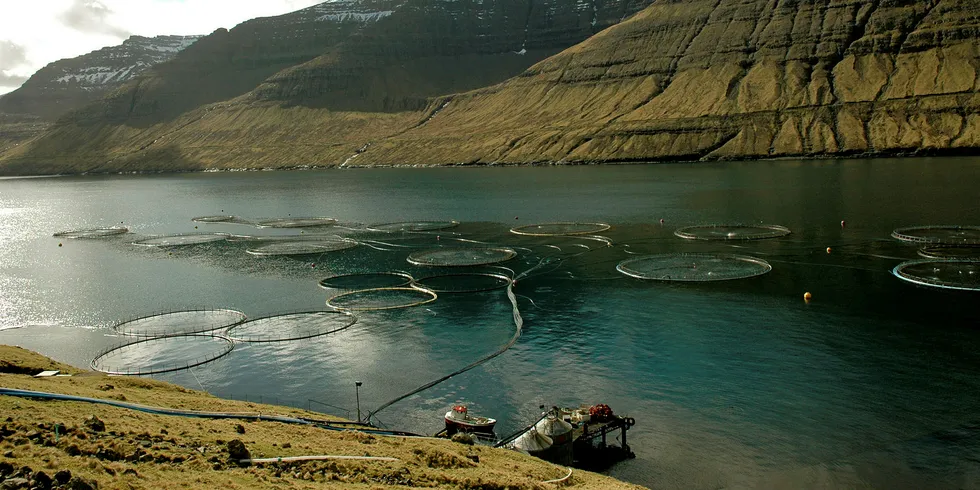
[327, 287, 437, 311]
[91, 334, 234, 375]
[674, 224, 791, 241]
[617, 253, 773, 282]
[510, 222, 611, 236]
[407, 247, 517, 267]
[369, 221, 460, 232]
[892, 259, 980, 292]
[256, 217, 337, 228]
[318, 272, 414, 290]
[224, 311, 357, 343]
[53, 227, 129, 239]
[918, 246, 980, 260]
[132, 233, 230, 247]
[245, 239, 358, 256]
[891, 226, 980, 245]
[113, 309, 247, 337]
[414, 273, 512, 293]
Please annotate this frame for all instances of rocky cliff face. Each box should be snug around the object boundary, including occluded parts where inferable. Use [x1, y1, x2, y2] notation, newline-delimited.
[4, 0, 980, 174]
[252, 0, 655, 112]
[0, 35, 200, 120]
[361, 0, 980, 164]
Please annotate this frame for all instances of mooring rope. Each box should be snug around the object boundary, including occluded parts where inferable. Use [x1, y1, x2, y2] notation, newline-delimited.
[366, 279, 525, 423]
[365, 245, 597, 422]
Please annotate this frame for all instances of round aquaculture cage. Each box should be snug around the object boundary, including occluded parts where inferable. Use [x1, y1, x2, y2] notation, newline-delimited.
[132, 233, 230, 247]
[510, 222, 611, 236]
[225, 310, 357, 343]
[918, 246, 980, 260]
[369, 221, 460, 232]
[327, 287, 437, 311]
[318, 272, 415, 290]
[192, 215, 237, 223]
[414, 272, 512, 293]
[256, 217, 337, 228]
[617, 253, 773, 282]
[113, 309, 247, 337]
[674, 224, 791, 241]
[53, 227, 129, 239]
[892, 259, 980, 292]
[245, 239, 358, 256]
[91, 334, 234, 376]
[407, 247, 517, 267]
[891, 226, 980, 245]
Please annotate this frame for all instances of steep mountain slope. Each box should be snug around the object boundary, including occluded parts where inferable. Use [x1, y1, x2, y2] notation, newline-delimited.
[6, 0, 980, 174]
[0, 35, 201, 120]
[361, 0, 980, 164]
[0, 0, 655, 174]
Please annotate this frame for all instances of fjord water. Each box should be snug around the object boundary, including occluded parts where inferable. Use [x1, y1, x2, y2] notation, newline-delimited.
[1, 158, 979, 488]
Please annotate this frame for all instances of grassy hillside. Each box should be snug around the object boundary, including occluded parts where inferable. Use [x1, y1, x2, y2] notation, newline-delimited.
[0, 346, 642, 489]
[0, 0, 654, 175]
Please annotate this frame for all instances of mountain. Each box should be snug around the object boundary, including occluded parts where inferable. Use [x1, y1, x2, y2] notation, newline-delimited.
[362, 0, 980, 164]
[0, 0, 655, 174]
[0, 35, 201, 121]
[5, 0, 979, 175]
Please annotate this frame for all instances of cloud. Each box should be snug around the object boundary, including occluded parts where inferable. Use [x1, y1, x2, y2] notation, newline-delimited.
[58, 0, 131, 38]
[0, 40, 30, 88]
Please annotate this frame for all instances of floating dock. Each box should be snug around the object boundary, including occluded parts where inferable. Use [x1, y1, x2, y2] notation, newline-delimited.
[437, 405, 635, 471]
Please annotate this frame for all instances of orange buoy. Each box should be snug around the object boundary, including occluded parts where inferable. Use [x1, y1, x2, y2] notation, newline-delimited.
[804, 292, 813, 301]
[826, 247, 832, 254]
[840, 220, 846, 228]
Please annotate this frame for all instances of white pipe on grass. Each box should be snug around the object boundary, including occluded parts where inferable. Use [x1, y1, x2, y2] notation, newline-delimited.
[241, 455, 399, 464]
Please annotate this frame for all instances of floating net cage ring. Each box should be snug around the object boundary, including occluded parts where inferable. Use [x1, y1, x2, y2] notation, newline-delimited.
[891, 226, 980, 245]
[91, 334, 235, 376]
[192, 215, 237, 223]
[245, 239, 359, 256]
[413, 272, 514, 293]
[510, 222, 612, 236]
[918, 245, 980, 260]
[256, 217, 338, 228]
[407, 247, 518, 267]
[113, 308, 248, 337]
[318, 272, 415, 290]
[132, 233, 231, 247]
[674, 224, 792, 241]
[892, 259, 980, 292]
[369, 221, 461, 232]
[224, 310, 358, 343]
[53, 227, 129, 239]
[617, 253, 773, 282]
[326, 287, 438, 311]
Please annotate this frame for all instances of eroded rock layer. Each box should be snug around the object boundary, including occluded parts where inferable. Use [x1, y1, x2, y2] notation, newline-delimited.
[365, 0, 980, 164]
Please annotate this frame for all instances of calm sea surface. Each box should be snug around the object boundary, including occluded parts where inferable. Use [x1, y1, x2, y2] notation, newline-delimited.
[1, 159, 980, 488]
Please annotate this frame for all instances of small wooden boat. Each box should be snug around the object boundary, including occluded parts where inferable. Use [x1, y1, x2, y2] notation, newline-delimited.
[444, 405, 496, 434]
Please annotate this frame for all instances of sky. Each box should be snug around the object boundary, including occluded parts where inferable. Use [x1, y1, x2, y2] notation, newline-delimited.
[0, 0, 325, 95]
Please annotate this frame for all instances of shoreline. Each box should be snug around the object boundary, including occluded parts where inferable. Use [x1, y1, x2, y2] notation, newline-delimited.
[0, 345, 645, 489]
[0, 147, 975, 179]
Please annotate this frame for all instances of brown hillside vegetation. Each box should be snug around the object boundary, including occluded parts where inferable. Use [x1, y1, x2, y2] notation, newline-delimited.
[0, 0, 654, 174]
[0, 346, 642, 489]
[2, 0, 980, 174]
[365, 0, 980, 164]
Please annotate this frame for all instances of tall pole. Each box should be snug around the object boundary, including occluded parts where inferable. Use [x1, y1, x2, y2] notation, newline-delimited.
[355, 381, 363, 423]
